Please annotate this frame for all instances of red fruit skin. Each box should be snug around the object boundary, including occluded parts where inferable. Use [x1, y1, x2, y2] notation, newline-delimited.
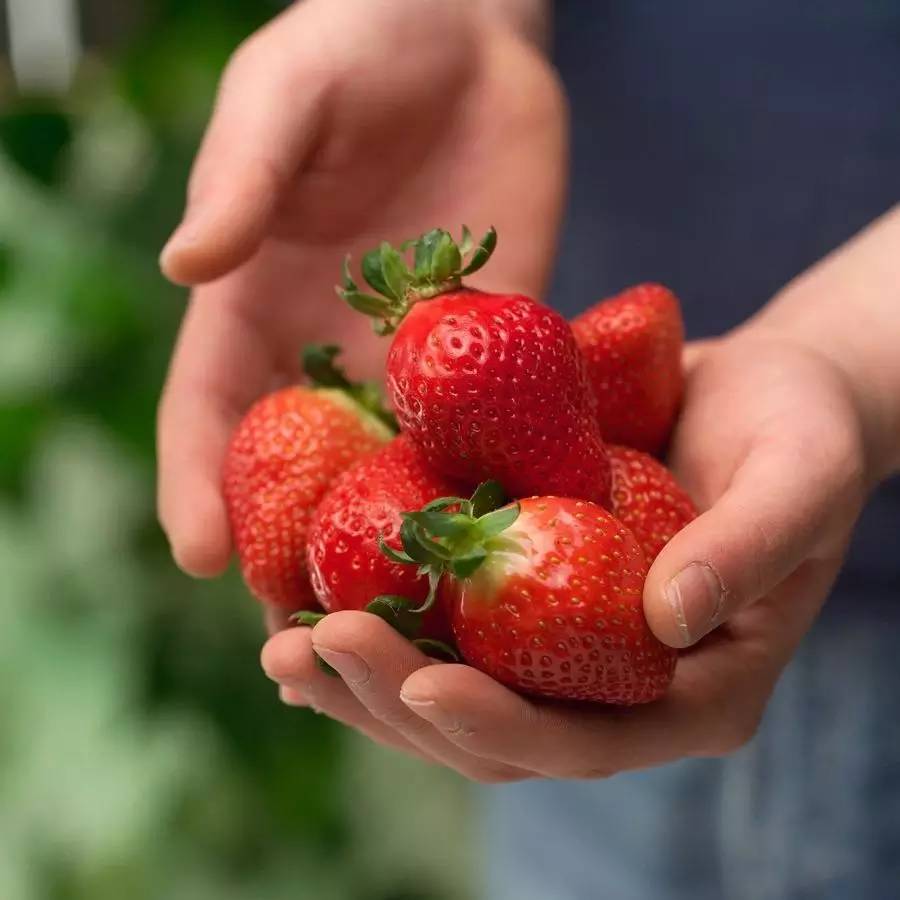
[307, 435, 464, 641]
[572, 283, 685, 454]
[448, 497, 676, 704]
[387, 290, 611, 506]
[223, 387, 390, 611]
[607, 445, 698, 563]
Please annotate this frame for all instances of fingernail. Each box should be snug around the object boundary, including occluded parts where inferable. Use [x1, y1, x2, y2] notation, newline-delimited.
[313, 646, 370, 685]
[664, 563, 725, 646]
[400, 692, 461, 733]
[159, 220, 199, 269]
[279, 685, 308, 707]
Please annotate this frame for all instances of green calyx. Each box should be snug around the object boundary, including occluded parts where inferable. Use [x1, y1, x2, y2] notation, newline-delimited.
[337, 225, 498, 335]
[301, 343, 397, 432]
[377, 480, 521, 614]
[291, 599, 458, 665]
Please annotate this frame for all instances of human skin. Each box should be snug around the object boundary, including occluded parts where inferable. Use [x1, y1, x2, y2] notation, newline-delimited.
[158, 2, 900, 780]
[157, 0, 565, 577]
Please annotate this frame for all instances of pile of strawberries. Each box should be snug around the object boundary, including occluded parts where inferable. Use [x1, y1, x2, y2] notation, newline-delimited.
[223, 227, 697, 706]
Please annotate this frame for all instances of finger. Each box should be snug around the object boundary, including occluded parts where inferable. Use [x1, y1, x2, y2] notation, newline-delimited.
[399, 663, 694, 779]
[261, 627, 436, 762]
[311, 612, 533, 783]
[645, 434, 860, 648]
[264, 605, 294, 636]
[160, 14, 325, 285]
[157, 273, 279, 576]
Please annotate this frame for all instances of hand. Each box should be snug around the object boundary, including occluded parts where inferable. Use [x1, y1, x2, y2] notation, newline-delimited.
[157, 0, 567, 577]
[261, 333, 871, 781]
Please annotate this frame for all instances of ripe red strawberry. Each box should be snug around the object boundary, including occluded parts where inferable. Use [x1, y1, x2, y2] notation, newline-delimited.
[339, 227, 611, 505]
[307, 435, 464, 641]
[383, 486, 677, 705]
[223, 346, 394, 611]
[607, 444, 698, 563]
[572, 283, 685, 454]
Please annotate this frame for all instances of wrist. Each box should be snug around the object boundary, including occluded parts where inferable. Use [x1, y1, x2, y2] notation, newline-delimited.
[737, 317, 900, 486]
[736, 207, 900, 483]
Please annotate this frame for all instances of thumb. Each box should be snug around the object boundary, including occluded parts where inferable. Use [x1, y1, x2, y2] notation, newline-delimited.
[160, 18, 324, 285]
[643, 442, 849, 648]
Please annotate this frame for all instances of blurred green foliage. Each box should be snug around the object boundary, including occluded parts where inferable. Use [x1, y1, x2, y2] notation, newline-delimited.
[0, 2, 472, 898]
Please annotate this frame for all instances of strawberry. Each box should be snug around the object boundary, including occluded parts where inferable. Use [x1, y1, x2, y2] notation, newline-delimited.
[382, 484, 677, 705]
[338, 227, 611, 505]
[223, 346, 394, 611]
[572, 283, 685, 454]
[607, 444, 698, 563]
[306, 435, 464, 642]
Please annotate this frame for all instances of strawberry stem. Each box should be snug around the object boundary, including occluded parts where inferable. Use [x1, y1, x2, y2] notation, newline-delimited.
[377, 480, 519, 614]
[337, 226, 498, 335]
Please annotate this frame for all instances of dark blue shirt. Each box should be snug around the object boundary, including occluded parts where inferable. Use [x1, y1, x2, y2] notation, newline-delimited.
[550, 1, 900, 592]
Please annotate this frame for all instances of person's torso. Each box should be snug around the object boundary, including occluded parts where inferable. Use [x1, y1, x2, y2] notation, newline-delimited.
[549, 0, 900, 593]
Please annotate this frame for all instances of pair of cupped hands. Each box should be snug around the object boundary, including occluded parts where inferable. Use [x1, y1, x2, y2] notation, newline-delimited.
[157, 0, 873, 782]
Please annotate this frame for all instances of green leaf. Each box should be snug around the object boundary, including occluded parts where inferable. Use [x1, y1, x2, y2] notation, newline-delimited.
[399, 519, 444, 564]
[404, 510, 471, 539]
[477, 503, 520, 537]
[372, 319, 397, 337]
[365, 595, 423, 640]
[379, 243, 413, 299]
[301, 344, 352, 389]
[412, 568, 443, 614]
[361, 248, 395, 299]
[421, 495, 465, 513]
[414, 229, 443, 280]
[377, 534, 414, 565]
[430, 231, 462, 283]
[412, 638, 460, 662]
[449, 547, 487, 579]
[338, 286, 393, 319]
[292, 610, 327, 627]
[340, 254, 358, 291]
[460, 226, 498, 276]
[458, 225, 473, 256]
[470, 480, 506, 517]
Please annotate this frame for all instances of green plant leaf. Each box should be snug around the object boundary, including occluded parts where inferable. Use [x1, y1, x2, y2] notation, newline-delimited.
[477, 503, 520, 537]
[404, 510, 471, 539]
[458, 225, 473, 256]
[430, 231, 462, 283]
[470, 480, 506, 517]
[449, 547, 487, 579]
[292, 610, 327, 627]
[412, 638, 460, 662]
[421, 495, 465, 513]
[413, 229, 443, 280]
[399, 519, 443, 564]
[379, 243, 413, 299]
[361, 248, 395, 299]
[301, 344, 350, 389]
[377, 534, 414, 565]
[365, 595, 423, 639]
[460, 226, 498, 276]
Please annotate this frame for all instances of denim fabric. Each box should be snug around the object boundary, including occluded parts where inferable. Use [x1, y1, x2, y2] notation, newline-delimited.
[484, 3, 900, 897]
[483, 595, 900, 900]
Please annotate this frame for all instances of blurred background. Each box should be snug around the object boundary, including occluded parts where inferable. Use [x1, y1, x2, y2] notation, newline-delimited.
[0, 2, 473, 898]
